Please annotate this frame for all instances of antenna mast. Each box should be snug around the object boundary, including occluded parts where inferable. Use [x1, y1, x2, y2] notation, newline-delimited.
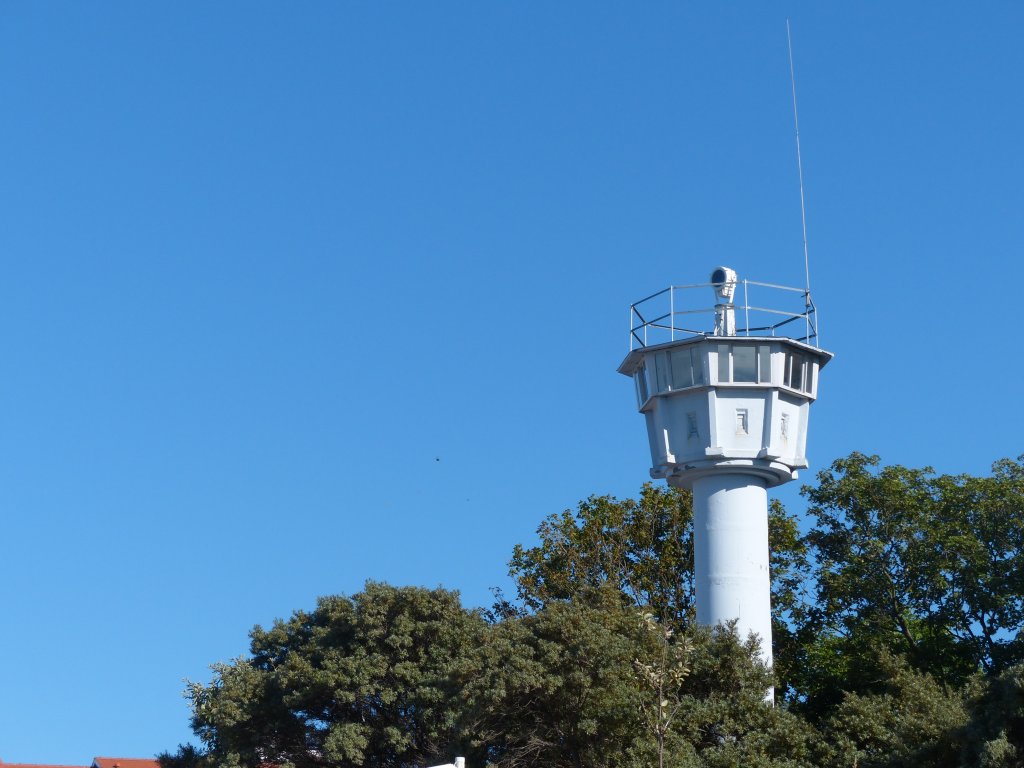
[786, 20, 813, 321]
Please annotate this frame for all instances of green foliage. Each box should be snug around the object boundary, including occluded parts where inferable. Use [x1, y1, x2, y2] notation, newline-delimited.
[666, 625, 823, 768]
[169, 453, 1024, 768]
[156, 744, 207, 768]
[466, 597, 648, 768]
[508, 484, 811, 636]
[507, 484, 696, 622]
[469, 602, 820, 768]
[818, 652, 969, 767]
[185, 582, 487, 768]
[961, 663, 1024, 767]
[799, 453, 1024, 712]
[634, 610, 694, 768]
[766, 498, 814, 702]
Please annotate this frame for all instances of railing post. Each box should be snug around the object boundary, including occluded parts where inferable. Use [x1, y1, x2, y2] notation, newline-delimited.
[743, 280, 750, 336]
[670, 286, 675, 342]
[805, 291, 810, 343]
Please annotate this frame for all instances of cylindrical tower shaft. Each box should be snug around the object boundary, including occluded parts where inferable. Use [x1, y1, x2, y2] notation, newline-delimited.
[692, 474, 773, 668]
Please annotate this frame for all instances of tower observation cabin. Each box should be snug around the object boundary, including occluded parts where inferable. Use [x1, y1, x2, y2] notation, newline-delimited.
[618, 267, 832, 674]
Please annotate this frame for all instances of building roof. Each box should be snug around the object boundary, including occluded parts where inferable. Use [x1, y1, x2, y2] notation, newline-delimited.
[93, 759, 160, 768]
[0, 758, 158, 768]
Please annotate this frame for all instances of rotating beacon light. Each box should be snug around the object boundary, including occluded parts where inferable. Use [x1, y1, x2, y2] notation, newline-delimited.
[710, 266, 737, 336]
[619, 268, 832, 676]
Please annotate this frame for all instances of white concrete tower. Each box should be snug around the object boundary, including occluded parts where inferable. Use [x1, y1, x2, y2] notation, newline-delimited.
[618, 268, 832, 672]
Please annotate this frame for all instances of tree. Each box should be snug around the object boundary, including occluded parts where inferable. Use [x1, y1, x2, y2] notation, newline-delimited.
[798, 453, 1024, 711]
[507, 483, 812, 694]
[930, 458, 1024, 673]
[168, 456, 1024, 767]
[465, 595, 650, 768]
[468, 598, 818, 768]
[818, 652, 969, 768]
[634, 610, 694, 768]
[960, 662, 1024, 767]
[156, 744, 206, 768]
[184, 582, 487, 768]
[507, 484, 696, 624]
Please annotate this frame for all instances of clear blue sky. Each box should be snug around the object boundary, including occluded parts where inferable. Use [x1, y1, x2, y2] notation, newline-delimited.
[1, 2, 1022, 762]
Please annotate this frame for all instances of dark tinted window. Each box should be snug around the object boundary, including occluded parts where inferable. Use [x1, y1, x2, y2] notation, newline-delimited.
[733, 346, 757, 382]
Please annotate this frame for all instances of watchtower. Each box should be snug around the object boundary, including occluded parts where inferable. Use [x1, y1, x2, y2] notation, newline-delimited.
[618, 268, 832, 671]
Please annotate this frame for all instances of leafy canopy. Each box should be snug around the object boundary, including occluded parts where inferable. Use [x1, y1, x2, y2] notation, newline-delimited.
[165, 453, 1024, 768]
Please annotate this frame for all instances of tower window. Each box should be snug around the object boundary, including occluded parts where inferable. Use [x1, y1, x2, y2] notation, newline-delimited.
[759, 345, 772, 382]
[649, 346, 704, 395]
[783, 352, 813, 393]
[670, 346, 703, 389]
[733, 346, 757, 382]
[671, 348, 693, 388]
[655, 351, 671, 393]
[635, 366, 649, 406]
[717, 344, 771, 384]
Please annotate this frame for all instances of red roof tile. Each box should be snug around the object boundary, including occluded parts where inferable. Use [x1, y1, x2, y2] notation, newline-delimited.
[0, 758, 159, 768]
[92, 759, 160, 768]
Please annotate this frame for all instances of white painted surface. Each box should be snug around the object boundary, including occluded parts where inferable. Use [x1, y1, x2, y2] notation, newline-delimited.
[620, 337, 829, 489]
[620, 333, 831, 704]
[692, 474, 773, 668]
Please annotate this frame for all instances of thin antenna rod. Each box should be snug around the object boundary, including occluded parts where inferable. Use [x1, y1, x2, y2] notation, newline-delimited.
[786, 20, 812, 304]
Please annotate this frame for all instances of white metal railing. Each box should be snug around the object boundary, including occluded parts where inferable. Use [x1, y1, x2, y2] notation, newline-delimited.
[628, 280, 820, 351]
